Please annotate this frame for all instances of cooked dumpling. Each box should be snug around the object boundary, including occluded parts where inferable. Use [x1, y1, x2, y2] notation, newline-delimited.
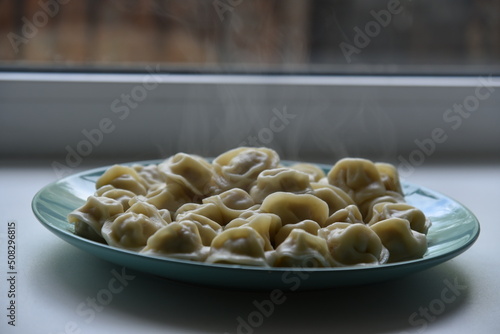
[95, 185, 136, 211]
[175, 204, 223, 246]
[359, 191, 405, 223]
[206, 226, 268, 266]
[368, 202, 431, 234]
[269, 229, 334, 268]
[69, 149, 430, 269]
[324, 204, 364, 227]
[375, 162, 403, 195]
[311, 183, 354, 216]
[370, 218, 427, 262]
[260, 192, 329, 227]
[327, 158, 386, 206]
[95, 165, 147, 195]
[318, 223, 388, 266]
[141, 221, 208, 261]
[175, 215, 220, 246]
[176, 211, 222, 231]
[175, 202, 223, 224]
[94, 184, 114, 196]
[288, 163, 326, 182]
[212, 147, 280, 191]
[101, 202, 169, 251]
[249, 213, 283, 245]
[236, 204, 263, 219]
[249, 168, 312, 203]
[68, 196, 124, 242]
[132, 163, 165, 190]
[316, 177, 330, 186]
[274, 220, 321, 247]
[224, 213, 282, 251]
[126, 200, 172, 223]
[203, 188, 255, 225]
[158, 153, 221, 199]
[140, 183, 192, 214]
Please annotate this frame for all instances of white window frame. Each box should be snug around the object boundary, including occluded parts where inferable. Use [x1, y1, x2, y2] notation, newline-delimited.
[1, 72, 499, 167]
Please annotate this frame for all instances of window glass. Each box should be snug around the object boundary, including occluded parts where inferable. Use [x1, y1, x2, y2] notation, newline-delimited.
[1, 0, 499, 74]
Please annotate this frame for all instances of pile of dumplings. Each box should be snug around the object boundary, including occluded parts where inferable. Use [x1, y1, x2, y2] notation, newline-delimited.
[68, 147, 431, 268]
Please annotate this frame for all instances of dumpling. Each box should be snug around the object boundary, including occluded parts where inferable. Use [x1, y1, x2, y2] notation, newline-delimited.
[141, 221, 208, 261]
[176, 216, 220, 246]
[202, 188, 256, 225]
[125, 199, 172, 223]
[288, 163, 326, 182]
[95, 165, 147, 195]
[327, 158, 386, 206]
[132, 163, 165, 190]
[260, 192, 329, 227]
[94, 184, 114, 196]
[158, 153, 221, 199]
[140, 183, 192, 214]
[69, 147, 430, 269]
[236, 204, 263, 218]
[206, 226, 268, 266]
[274, 220, 321, 247]
[212, 147, 280, 191]
[68, 196, 124, 242]
[178, 212, 222, 233]
[269, 229, 334, 268]
[249, 168, 312, 203]
[359, 191, 405, 223]
[367, 202, 431, 234]
[375, 162, 403, 195]
[95, 185, 136, 211]
[318, 223, 388, 266]
[175, 202, 223, 224]
[101, 202, 169, 251]
[175, 203, 223, 246]
[311, 183, 354, 216]
[370, 218, 427, 262]
[224, 213, 282, 251]
[324, 204, 364, 227]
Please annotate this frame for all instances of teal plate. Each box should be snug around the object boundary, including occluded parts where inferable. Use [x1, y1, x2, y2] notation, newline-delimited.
[32, 160, 480, 291]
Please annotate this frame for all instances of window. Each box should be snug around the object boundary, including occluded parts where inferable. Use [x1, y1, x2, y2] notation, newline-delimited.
[1, 0, 499, 167]
[2, 0, 500, 73]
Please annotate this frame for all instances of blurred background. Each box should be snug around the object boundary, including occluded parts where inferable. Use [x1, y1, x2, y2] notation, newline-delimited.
[1, 0, 500, 74]
[1, 0, 499, 165]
